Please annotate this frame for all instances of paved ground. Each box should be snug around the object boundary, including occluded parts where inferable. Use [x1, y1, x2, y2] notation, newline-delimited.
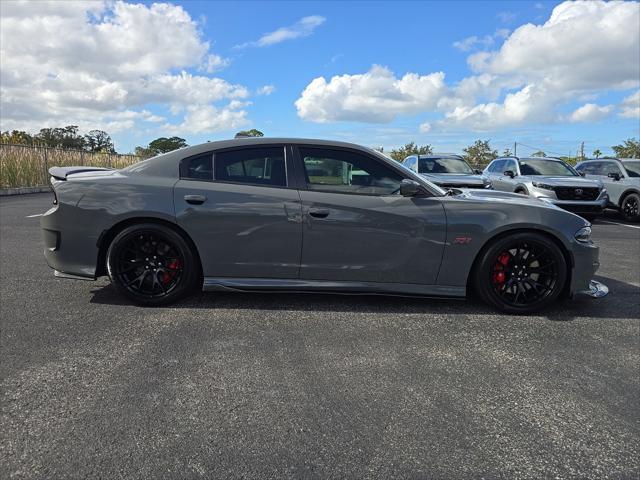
[1, 193, 638, 479]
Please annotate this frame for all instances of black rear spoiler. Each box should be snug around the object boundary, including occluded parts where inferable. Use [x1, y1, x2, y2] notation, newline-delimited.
[49, 166, 112, 181]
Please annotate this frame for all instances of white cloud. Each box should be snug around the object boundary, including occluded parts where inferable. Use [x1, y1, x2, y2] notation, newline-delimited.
[257, 85, 276, 96]
[453, 29, 509, 52]
[419, 122, 431, 134]
[497, 11, 517, 24]
[236, 15, 325, 48]
[165, 105, 249, 134]
[295, 65, 446, 123]
[294, 1, 639, 133]
[619, 91, 640, 119]
[569, 103, 614, 123]
[0, 1, 251, 138]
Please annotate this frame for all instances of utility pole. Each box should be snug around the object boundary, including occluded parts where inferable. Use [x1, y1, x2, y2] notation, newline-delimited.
[513, 142, 517, 157]
[579, 141, 585, 161]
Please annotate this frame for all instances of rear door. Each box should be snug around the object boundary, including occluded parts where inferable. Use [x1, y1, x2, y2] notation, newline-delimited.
[173, 145, 303, 279]
[293, 145, 446, 285]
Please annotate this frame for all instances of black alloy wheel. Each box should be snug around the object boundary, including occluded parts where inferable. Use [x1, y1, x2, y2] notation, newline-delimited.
[621, 193, 640, 222]
[107, 224, 198, 305]
[475, 232, 567, 313]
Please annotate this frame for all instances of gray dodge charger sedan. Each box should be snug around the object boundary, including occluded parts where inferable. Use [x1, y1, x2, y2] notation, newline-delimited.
[41, 138, 606, 313]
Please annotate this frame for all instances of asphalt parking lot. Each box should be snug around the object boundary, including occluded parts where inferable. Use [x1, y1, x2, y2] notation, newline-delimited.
[1, 193, 638, 479]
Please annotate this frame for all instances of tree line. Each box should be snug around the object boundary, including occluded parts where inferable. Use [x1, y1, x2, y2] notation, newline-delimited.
[2, 125, 637, 164]
[388, 138, 640, 167]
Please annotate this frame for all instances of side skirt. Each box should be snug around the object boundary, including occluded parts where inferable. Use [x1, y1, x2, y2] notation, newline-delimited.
[202, 277, 466, 299]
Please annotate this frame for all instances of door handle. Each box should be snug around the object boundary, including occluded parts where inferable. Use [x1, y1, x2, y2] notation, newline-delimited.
[308, 208, 330, 219]
[184, 194, 206, 205]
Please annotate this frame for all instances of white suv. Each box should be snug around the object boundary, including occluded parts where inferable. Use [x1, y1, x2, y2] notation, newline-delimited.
[575, 158, 640, 222]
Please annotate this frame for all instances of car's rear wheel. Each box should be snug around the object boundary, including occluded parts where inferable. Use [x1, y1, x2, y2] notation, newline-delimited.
[620, 192, 640, 222]
[474, 232, 567, 314]
[107, 223, 198, 306]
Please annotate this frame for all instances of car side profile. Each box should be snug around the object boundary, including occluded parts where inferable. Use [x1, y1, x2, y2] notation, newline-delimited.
[483, 156, 608, 221]
[575, 158, 640, 222]
[41, 138, 606, 313]
[402, 154, 491, 189]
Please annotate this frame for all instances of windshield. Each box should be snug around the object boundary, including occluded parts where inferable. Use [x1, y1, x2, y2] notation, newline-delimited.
[623, 161, 640, 177]
[519, 159, 578, 176]
[418, 157, 473, 174]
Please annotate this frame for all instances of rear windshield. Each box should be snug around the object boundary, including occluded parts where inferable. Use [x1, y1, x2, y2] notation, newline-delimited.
[418, 157, 473, 174]
[519, 159, 578, 176]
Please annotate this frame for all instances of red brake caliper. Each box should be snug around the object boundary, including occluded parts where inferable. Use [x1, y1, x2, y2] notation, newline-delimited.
[492, 252, 511, 286]
[161, 259, 180, 285]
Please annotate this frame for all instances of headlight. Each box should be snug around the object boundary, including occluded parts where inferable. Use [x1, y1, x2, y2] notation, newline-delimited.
[532, 181, 554, 190]
[575, 226, 592, 243]
[483, 180, 492, 189]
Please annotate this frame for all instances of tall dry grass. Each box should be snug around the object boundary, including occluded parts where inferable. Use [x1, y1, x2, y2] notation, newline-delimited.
[0, 144, 141, 188]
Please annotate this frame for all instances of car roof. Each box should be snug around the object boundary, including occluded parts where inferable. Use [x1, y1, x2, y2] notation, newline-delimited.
[416, 153, 464, 159]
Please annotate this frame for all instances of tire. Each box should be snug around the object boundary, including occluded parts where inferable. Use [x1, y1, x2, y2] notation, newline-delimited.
[473, 232, 568, 314]
[106, 223, 199, 306]
[620, 193, 640, 222]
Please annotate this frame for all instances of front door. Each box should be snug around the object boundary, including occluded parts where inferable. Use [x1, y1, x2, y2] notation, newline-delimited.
[173, 145, 303, 279]
[294, 146, 447, 285]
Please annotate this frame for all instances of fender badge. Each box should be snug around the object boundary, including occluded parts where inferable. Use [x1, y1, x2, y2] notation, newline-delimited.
[453, 236, 472, 245]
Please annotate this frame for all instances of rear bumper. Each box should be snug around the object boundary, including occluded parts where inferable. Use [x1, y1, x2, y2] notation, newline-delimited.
[41, 204, 100, 279]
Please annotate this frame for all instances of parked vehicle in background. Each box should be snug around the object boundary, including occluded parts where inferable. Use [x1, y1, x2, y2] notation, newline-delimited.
[483, 156, 608, 221]
[402, 154, 491, 189]
[575, 158, 640, 222]
[41, 138, 606, 314]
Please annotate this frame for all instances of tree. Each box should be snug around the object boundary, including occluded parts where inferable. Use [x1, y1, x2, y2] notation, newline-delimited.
[612, 138, 640, 158]
[389, 142, 433, 162]
[1, 130, 34, 145]
[147, 136, 188, 154]
[502, 147, 513, 157]
[531, 150, 547, 157]
[463, 140, 497, 168]
[35, 125, 85, 149]
[592, 149, 602, 159]
[84, 130, 114, 153]
[235, 129, 264, 138]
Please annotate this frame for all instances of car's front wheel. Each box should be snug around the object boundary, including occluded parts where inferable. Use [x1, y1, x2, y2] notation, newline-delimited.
[474, 232, 567, 314]
[106, 223, 199, 306]
[620, 192, 640, 222]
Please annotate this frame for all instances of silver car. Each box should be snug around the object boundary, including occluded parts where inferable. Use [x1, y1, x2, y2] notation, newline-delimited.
[484, 156, 608, 220]
[41, 138, 606, 313]
[575, 158, 640, 222]
[402, 154, 491, 189]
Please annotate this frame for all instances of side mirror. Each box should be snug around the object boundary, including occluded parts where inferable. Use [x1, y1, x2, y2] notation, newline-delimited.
[608, 172, 621, 181]
[578, 171, 586, 177]
[400, 179, 421, 197]
[503, 170, 515, 178]
[474, 169, 482, 174]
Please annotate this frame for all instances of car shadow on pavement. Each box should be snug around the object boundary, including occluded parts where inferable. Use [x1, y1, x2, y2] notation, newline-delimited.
[89, 274, 638, 321]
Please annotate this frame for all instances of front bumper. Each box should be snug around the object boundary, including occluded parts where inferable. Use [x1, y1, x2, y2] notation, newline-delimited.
[552, 197, 608, 215]
[569, 240, 601, 296]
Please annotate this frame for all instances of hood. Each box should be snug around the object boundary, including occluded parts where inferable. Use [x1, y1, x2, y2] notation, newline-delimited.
[524, 176, 602, 187]
[451, 188, 561, 209]
[420, 173, 487, 186]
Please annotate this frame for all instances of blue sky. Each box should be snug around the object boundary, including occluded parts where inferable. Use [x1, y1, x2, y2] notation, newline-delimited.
[1, 0, 638, 156]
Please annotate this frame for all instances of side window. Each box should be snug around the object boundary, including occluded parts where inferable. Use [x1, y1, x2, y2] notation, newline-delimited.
[488, 159, 504, 173]
[503, 160, 517, 174]
[403, 157, 415, 171]
[577, 162, 602, 175]
[214, 147, 286, 187]
[181, 153, 213, 180]
[599, 161, 623, 177]
[299, 147, 403, 196]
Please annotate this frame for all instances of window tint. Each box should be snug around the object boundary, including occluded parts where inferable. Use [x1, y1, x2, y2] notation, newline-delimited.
[418, 157, 473, 174]
[181, 154, 213, 180]
[488, 159, 505, 173]
[300, 147, 403, 196]
[214, 147, 286, 187]
[576, 162, 600, 175]
[503, 159, 517, 173]
[598, 161, 623, 176]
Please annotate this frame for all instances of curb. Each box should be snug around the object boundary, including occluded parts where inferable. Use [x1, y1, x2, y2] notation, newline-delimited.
[0, 186, 51, 196]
